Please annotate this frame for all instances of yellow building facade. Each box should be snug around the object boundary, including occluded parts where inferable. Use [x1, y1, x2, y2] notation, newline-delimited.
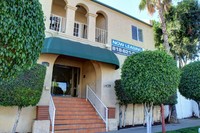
[0, 0, 160, 132]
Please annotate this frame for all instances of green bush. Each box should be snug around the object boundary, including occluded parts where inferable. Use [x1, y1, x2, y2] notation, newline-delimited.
[121, 50, 180, 104]
[0, 64, 46, 107]
[163, 93, 177, 105]
[0, 0, 45, 80]
[179, 61, 200, 102]
[114, 79, 131, 105]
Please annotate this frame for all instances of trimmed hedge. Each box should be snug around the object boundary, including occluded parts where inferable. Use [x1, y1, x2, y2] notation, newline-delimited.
[121, 50, 180, 104]
[0, 0, 45, 80]
[179, 61, 200, 102]
[114, 79, 131, 105]
[0, 64, 46, 107]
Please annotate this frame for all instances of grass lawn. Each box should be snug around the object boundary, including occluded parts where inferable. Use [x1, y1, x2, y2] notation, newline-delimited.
[158, 126, 200, 133]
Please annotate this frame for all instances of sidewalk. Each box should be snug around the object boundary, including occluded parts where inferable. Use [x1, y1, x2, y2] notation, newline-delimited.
[108, 118, 200, 133]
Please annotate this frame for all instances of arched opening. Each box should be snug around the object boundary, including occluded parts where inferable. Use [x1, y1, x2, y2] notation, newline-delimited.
[52, 55, 83, 97]
[50, 0, 67, 32]
[50, 55, 100, 98]
[74, 5, 88, 39]
[95, 12, 108, 44]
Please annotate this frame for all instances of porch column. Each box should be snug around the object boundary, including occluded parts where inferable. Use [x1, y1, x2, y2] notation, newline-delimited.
[65, 5, 77, 36]
[86, 13, 97, 42]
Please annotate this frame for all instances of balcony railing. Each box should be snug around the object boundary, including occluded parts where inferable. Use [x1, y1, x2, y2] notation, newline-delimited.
[49, 14, 108, 44]
[49, 14, 66, 33]
[95, 28, 108, 44]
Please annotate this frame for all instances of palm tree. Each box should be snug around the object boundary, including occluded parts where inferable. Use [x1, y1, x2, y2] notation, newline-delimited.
[139, 0, 172, 54]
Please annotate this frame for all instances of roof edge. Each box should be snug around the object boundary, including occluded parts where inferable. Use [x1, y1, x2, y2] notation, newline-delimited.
[92, 0, 152, 27]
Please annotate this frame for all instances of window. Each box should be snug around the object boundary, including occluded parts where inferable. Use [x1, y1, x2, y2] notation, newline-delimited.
[138, 29, 143, 42]
[73, 23, 79, 37]
[73, 22, 87, 39]
[50, 16, 61, 32]
[132, 25, 143, 42]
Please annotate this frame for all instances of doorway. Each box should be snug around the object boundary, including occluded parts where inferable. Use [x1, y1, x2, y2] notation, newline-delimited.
[52, 64, 80, 97]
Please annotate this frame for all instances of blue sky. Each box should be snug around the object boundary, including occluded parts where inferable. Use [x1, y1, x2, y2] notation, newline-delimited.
[96, 0, 183, 23]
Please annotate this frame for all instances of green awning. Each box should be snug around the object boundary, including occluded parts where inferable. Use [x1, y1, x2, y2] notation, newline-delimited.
[42, 37, 120, 69]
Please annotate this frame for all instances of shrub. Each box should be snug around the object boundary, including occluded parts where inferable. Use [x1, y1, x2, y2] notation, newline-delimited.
[114, 79, 131, 105]
[179, 61, 200, 102]
[0, 0, 45, 80]
[121, 50, 180, 104]
[0, 64, 46, 107]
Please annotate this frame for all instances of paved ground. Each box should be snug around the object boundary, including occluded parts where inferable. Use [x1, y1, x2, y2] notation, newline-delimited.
[108, 118, 200, 133]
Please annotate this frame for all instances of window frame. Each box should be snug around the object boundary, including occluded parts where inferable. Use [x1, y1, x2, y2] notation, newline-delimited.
[132, 25, 144, 42]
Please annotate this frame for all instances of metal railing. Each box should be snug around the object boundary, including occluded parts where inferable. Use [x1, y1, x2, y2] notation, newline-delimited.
[95, 28, 108, 44]
[49, 95, 56, 133]
[86, 85, 108, 131]
[73, 21, 88, 39]
[49, 14, 66, 33]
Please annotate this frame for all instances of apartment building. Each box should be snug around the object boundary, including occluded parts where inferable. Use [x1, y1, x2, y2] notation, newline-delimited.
[0, 0, 157, 132]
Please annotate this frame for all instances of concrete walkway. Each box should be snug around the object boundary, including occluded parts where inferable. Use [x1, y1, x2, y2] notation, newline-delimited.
[108, 118, 200, 133]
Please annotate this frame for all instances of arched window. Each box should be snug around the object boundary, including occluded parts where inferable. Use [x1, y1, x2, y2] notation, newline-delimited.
[95, 12, 107, 44]
[50, 0, 67, 32]
[74, 5, 88, 39]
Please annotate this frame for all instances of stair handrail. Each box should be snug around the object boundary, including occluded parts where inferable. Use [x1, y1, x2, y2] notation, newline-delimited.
[86, 85, 108, 131]
[49, 95, 56, 133]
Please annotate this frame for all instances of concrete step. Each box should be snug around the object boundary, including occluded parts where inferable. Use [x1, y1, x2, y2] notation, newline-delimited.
[55, 107, 94, 112]
[56, 111, 97, 115]
[55, 119, 104, 125]
[55, 115, 100, 120]
[53, 97, 87, 102]
[54, 123, 105, 130]
[55, 104, 92, 108]
[53, 127, 106, 133]
[52, 97, 106, 133]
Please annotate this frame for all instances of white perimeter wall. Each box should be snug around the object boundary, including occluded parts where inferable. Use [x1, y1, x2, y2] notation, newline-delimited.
[176, 90, 199, 118]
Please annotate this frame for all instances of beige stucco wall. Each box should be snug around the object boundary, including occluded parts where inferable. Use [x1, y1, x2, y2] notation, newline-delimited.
[45, 0, 154, 50]
[51, 2, 66, 17]
[82, 61, 96, 98]
[39, 0, 157, 130]
[37, 54, 59, 105]
[0, 106, 36, 132]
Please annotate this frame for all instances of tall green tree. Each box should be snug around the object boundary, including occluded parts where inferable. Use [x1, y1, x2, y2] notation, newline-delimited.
[139, 0, 172, 53]
[0, 64, 46, 133]
[121, 51, 180, 133]
[167, 0, 200, 67]
[179, 61, 200, 117]
[0, 0, 45, 81]
[153, 0, 200, 68]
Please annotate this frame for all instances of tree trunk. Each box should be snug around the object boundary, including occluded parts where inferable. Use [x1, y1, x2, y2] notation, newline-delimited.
[151, 106, 154, 125]
[161, 104, 166, 133]
[143, 103, 146, 126]
[132, 104, 135, 126]
[123, 105, 127, 127]
[144, 102, 153, 133]
[119, 104, 123, 128]
[178, 57, 186, 68]
[170, 104, 178, 123]
[12, 107, 22, 133]
[198, 101, 200, 118]
[168, 105, 172, 123]
[157, 0, 170, 54]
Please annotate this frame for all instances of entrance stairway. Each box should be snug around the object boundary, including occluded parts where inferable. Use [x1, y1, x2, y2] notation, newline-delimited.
[52, 97, 106, 133]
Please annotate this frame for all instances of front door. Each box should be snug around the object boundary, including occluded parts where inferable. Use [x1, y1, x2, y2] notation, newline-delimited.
[52, 64, 80, 97]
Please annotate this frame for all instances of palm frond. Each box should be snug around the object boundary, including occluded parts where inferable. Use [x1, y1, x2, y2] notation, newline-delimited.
[139, 0, 147, 11]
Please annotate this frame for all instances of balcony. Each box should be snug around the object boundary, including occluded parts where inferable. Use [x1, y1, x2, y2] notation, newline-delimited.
[95, 28, 107, 44]
[49, 14, 107, 44]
